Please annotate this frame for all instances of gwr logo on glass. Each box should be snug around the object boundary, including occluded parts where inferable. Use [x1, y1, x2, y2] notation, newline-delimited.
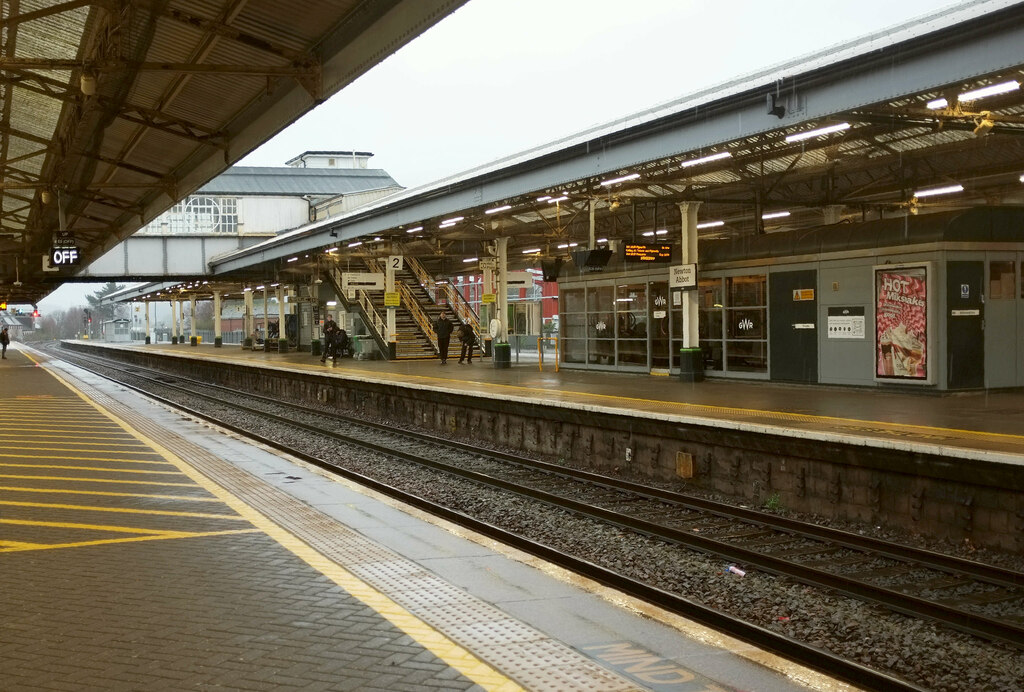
[738, 318, 754, 330]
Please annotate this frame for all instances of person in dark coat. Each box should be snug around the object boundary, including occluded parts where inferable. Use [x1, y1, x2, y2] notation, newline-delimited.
[321, 318, 339, 363]
[0, 326, 8, 359]
[457, 322, 476, 364]
[434, 312, 454, 365]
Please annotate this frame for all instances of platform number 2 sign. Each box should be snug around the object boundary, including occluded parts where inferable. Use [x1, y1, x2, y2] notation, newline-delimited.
[389, 255, 404, 272]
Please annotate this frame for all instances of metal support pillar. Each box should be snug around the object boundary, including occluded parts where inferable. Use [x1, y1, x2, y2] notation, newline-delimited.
[276, 285, 286, 353]
[144, 302, 151, 344]
[496, 237, 508, 342]
[189, 295, 197, 344]
[213, 291, 222, 347]
[677, 201, 701, 349]
[589, 198, 596, 248]
[244, 288, 254, 345]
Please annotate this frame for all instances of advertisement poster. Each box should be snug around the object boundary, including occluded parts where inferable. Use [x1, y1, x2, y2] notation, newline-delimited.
[875, 266, 928, 380]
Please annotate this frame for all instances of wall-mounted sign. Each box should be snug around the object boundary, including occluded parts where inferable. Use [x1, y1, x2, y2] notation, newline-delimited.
[341, 272, 384, 290]
[481, 293, 496, 304]
[383, 292, 400, 307]
[387, 255, 404, 272]
[792, 288, 815, 301]
[669, 263, 697, 288]
[505, 271, 533, 288]
[479, 258, 497, 270]
[624, 243, 672, 262]
[875, 264, 929, 380]
[827, 306, 865, 339]
[50, 246, 80, 266]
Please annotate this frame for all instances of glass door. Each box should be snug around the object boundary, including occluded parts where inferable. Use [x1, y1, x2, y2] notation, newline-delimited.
[650, 281, 670, 371]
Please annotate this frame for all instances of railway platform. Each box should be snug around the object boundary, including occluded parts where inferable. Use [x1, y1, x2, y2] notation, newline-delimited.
[2, 343, 826, 692]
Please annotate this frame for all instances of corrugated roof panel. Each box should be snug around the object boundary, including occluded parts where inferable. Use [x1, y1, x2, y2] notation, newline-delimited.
[231, 0, 362, 51]
[167, 73, 268, 129]
[197, 167, 400, 196]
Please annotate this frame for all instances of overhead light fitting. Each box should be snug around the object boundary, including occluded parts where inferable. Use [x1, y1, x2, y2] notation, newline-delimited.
[80, 71, 97, 96]
[913, 184, 963, 198]
[326, 247, 338, 253]
[441, 216, 464, 224]
[959, 80, 1020, 102]
[286, 257, 298, 263]
[405, 226, 423, 233]
[485, 205, 512, 214]
[522, 247, 542, 254]
[1019, 174, 1024, 183]
[697, 220, 725, 229]
[348, 241, 362, 247]
[548, 196, 568, 203]
[256, 285, 265, 290]
[462, 257, 478, 263]
[926, 98, 948, 110]
[679, 151, 732, 168]
[439, 221, 457, 229]
[642, 231, 655, 237]
[326, 301, 337, 307]
[600, 173, 640, 186]
[537, 195, 551, 202]
[762, 211, 791, 220]
[785, 122, 850, 143]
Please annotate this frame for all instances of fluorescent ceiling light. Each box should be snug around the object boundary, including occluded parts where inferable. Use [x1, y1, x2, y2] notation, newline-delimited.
[287, 257, 298, 262]
[326, 247, 338, 253]
[1019, 173, 1024, 183]
[913, 184, 963, 198]
[439, 221, 457, 228]
[697, 220, 725, 229]
[326, 301, 337, 306]
[255, 285, 264, 290]
[616, 298, 633, 302]
[678, 151, 732, 168]
[441, 216, 464, 224]
[405, 226, 423, 233]
[485, 205, 512, 214]
[785, 122, 850, 143]
[537, 195, 551, 202]
[959, 80, 1019, 102]
[642, 231, 654, 237]
[655, 229, 668, 235]
[348, 241, 362, 247]
[600, 172, 640, 186]
[762, 211, 791, 220]
[926, 98, 948, 110]
[462, 257, 478, 263]
[557, 243, 569, 248]
[597, 238, 607, 243]
[270, 283, 280, 287]
[549, 195, 568, 203]
[243, 287, 252, 292]
[569, 242, 578, 247]
[522, 248, 542, 254]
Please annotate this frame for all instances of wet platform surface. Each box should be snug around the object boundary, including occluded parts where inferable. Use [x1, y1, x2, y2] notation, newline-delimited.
[1, 344, 827, 691]
[86, 340, 1024, 463]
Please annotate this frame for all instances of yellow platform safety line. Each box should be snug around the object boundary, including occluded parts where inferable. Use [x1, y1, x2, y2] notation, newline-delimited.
[0, 473, 196, 486]
[37, 355, 523, 691]
[0, 421, 126, 431]
[0, 435, 158, 447]
[0, 452, 182, 465]
[0, 499, 250, 520]
[0, 432, 148, 443]
[0, 443, 167, 456]
[0, 522, 261, 553]
[0, 462, 182, 474]
[0, 486, 221, 502]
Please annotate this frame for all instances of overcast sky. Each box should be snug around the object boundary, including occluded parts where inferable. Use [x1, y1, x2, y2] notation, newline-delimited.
[41, 0, 957, 312]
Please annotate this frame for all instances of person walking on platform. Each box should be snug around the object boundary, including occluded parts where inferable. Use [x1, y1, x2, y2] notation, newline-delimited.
[320, 317, 339, 363]
[0, 326, 8, 359]
[457, 321, 476, 364]
[434, 312, 454, 365]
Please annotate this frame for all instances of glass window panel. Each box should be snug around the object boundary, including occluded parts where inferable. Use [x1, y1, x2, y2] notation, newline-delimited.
[561, 287, 585, 313]
[699, 310, 723, 340]
[726, 308, 767, 339]
[699, 278, 723, 309]
[588, 312, 614, 338]
[700, 341, 723, 371]
[562, 339, 586, 364]
[726, 340, 768, 372]
[616, 339, 647, 366]
[588, 285, 615, 312]
[588, 339, 615, 364]
[728, 274, 766, 307]
[990, 261, 1015, 299]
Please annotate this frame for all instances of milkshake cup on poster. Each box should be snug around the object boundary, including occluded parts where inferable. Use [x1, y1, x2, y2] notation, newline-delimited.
[890, 324, 923, 377]
[879, 329, 894, 376]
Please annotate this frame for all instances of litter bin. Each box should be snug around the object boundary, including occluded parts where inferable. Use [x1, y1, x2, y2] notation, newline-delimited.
[493, 342, 511, 369]
[678, 347, 704, 382]
[311, 339, 322, 357]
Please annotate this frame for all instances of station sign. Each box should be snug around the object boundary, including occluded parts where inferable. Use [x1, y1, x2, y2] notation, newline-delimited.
[387, 255, 404, 272]
[383, 292, 400, 307]
[481, 293, 496, 304]
[479, 258, 497, 270]
[52, 231, 76, 248]
[624, 243, 672, 263]
[50, 246, 81, 266]
[669, 263, 697, 289]
[505, 271, 533, 288]
[341, 271, 384, 290]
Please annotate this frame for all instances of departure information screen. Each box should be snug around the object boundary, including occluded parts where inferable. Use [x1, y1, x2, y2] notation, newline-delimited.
[624, 243, 672, 262]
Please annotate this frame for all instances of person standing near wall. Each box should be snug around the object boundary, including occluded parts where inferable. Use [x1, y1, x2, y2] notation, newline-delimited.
[1, 326, 9, 359]
[434, 312, 453, 365]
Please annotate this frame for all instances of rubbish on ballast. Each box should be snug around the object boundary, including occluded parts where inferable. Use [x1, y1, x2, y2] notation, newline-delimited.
[726, 565, 746, 577]
[776, 616, 790, 622]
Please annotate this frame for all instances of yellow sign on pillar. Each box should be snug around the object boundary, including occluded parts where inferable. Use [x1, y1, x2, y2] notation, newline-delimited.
[481, 293, 496, 304]
[384, 292, 400, 307]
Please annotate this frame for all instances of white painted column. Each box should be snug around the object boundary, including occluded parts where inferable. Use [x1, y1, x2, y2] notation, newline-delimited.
[262, 288, 269, 341]
[496, 236, 509, 342]
[244, 288, 254, 344]
[213, 291, 222, 346]
[144, 302, 151, 344]
[189, 295, 197, 343]
[276, 285, 285, 343]
[170, 300, 178, 343]
[677, 202, 701, 349]
[589, 198, 596, 248]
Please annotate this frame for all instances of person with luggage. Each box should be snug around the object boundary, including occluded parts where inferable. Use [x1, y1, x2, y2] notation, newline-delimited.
[320, 317, 339, 363]
[434, 312, 454, 365]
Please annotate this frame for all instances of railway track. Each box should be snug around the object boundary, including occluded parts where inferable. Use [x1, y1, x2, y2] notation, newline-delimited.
[46, 344, 1024, 691]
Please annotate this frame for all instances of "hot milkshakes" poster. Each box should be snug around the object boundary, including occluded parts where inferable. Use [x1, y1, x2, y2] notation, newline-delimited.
[875, 265, 928, 380]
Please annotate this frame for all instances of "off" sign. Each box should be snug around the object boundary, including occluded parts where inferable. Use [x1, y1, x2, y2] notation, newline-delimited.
[50, 247, 80, 266]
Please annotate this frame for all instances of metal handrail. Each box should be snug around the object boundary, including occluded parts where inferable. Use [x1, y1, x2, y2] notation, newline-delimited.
[538, 336, 559, 372]
[329, 266, 387, 344]
[407, 255, 484, 346]
[397, 281, 438, 350]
